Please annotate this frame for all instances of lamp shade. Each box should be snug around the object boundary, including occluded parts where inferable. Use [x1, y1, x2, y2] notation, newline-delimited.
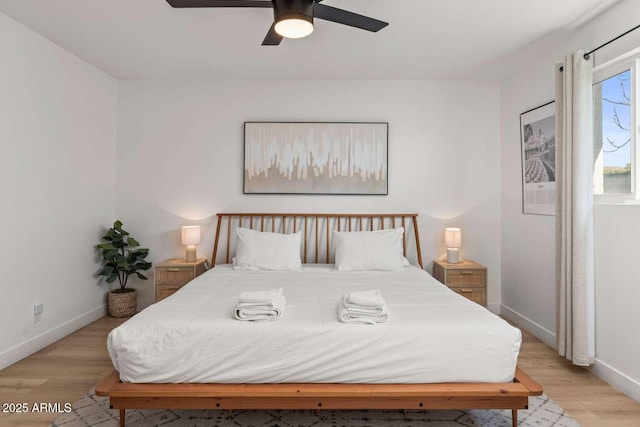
[444, 228, 461, 248]
[181, 226, 201, 246]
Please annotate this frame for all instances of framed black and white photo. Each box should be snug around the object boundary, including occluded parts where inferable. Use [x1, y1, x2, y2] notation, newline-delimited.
[244, 122, 388, 195]
[520, 102, 556, 215]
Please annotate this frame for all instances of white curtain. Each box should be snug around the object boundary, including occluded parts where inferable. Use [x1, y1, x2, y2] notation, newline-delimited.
[554, 50, 595, 366]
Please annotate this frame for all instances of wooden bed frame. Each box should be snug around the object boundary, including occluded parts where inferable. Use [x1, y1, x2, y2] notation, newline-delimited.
[96, 213, 542, 427]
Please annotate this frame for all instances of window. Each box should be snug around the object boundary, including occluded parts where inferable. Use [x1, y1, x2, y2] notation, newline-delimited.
[593, 56, 639, 201]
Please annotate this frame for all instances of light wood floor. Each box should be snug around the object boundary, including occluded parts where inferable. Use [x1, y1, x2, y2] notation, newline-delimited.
[1, 316, 639, 426]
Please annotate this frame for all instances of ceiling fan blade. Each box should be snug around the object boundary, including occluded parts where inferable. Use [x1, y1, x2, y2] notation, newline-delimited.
[166, 0, 272, 8]
[313, 3, 388, 32]
[262, 23, 283, 46]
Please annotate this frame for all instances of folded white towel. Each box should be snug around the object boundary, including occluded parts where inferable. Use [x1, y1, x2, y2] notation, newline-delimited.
[345, 289, 386, 310]
[235, 295, 286, 321]
[238, 287, 283, 304]
[338, 294, 390, 325]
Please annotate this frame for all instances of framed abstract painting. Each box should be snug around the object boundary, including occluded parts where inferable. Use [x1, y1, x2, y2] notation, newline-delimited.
[244, 122, 388, 195]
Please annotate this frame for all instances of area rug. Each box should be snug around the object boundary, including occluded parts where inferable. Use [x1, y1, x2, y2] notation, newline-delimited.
[51, 390, 579, 427]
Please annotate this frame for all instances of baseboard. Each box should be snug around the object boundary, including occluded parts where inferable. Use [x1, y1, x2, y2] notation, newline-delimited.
[500, 304, 557, 349]
[0, 304, 107, 370]
[500, 305, 640, 403]
[590, 358, 640, 403]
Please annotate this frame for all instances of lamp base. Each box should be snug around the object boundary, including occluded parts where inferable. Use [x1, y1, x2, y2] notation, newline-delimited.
[446, 248, 460, 264]
[186, 245, 197, 262]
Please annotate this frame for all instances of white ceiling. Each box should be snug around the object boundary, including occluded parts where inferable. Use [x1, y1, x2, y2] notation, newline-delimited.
[0, 0, 621, 80]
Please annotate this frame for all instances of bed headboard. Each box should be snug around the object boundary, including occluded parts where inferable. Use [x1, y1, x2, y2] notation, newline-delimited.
[211, 213, 422, 268]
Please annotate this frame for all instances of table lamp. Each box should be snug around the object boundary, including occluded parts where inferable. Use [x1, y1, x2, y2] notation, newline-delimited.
[445, 227, 461, 264]
[181, 225, 200, 262]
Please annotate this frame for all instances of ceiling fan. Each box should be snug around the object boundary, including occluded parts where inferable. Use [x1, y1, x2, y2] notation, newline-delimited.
[165, 0, 388, 46]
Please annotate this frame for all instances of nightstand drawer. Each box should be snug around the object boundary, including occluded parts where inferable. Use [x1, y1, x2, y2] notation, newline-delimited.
[155, 267, 195, 285]
[156, 285, 181, 301]
[445, 270, 485, 287]
[452, 288, 486, 305]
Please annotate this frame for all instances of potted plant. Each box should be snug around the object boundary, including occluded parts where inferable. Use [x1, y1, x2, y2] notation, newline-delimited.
[97, 220, 152, 317]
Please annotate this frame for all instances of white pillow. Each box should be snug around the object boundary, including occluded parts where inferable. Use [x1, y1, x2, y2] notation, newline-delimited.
[234, 228, 302, 271]
[334, 228, 405, 272]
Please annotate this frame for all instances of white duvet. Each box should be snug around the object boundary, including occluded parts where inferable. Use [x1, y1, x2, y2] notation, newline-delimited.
[108, 265, 521, 384]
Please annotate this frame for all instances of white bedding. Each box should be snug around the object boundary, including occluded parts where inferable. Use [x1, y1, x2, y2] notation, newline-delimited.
[108, 265, 521, 384]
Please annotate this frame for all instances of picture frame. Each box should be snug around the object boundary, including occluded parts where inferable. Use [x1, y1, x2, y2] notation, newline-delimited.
[520, 101, 556, 215]
[243, 122, 389, 195]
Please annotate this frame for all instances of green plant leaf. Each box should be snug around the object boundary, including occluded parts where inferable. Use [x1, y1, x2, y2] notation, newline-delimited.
[98, 266, 113, 276]
[132, 262, 152, 271]
[102, 229, 115, 240]
[127, 237, 140, 247]
[102, 250, 119, 261]
[136, 272, 148, 280]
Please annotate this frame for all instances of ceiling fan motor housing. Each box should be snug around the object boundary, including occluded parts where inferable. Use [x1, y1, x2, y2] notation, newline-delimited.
[272, 0, 314, 27]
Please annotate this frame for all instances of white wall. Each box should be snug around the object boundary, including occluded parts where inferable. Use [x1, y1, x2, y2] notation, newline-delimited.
[0, 12, 117, 369]
[593, 204, 640, 400]
[500, 0, 640, 401]
[116, 80, 502, 311]
[500, 36, 560, 346]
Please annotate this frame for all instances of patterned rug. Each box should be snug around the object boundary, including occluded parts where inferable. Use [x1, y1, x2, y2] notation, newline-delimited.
[51, 390, 579, 427]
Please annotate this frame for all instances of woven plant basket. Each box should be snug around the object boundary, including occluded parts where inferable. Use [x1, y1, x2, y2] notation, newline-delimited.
[108, 289, 137, 318]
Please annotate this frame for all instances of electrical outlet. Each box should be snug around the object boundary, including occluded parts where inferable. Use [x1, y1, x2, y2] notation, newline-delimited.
[33, 304, 43, 323]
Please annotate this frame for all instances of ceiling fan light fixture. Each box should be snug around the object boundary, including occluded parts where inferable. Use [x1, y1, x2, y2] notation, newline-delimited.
[272, 0, 314, 40]
[274, 16, 313, 38]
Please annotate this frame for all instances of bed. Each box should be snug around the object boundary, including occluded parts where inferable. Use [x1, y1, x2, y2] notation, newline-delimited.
[97, 213, 542, 427]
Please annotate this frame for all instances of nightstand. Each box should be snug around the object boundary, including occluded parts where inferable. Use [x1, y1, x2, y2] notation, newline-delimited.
[155, 258, 207, 302]
[432, 259, 487, 306]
